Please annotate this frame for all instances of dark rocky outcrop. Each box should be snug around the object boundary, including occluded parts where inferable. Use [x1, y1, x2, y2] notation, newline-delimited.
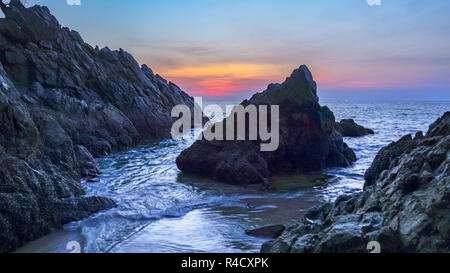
[0, 1, 200, 252]
[261, 112, 450, 253]
[0, 1, 201, 156]
[177, 65, 357, 185]
[0, 62, 117, 253]
[335, 119, 374, 137]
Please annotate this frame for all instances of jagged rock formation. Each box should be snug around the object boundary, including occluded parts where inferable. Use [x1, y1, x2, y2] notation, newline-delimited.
[0, 1, 200, 252]
[335, 119, 374, 137]
[261, 112, 450, 253]
[0, 61, 117, 253]
[0, 1, 200, 156]
[177, 65, 357, 185]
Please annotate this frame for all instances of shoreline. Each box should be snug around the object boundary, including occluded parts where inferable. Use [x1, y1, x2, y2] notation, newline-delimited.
[15, 102, 450, 253]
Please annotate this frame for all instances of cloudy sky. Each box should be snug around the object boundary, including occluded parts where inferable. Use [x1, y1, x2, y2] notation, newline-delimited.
[23, 0, 450, 100]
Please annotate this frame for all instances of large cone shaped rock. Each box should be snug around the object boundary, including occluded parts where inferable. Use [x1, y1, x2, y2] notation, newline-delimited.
[177, 65, 356, 185]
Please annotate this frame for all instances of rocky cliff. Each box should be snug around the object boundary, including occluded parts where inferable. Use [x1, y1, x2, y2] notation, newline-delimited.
[261, 112, 450, 253]
[0, 1, 199, 252]
[177, 65, 357, 185]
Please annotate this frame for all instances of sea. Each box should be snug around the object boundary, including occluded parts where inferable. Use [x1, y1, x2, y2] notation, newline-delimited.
[17, 100, 450, 253]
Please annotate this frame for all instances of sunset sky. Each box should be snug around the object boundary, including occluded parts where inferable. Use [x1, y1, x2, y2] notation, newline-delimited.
[24, 0, 450, 100]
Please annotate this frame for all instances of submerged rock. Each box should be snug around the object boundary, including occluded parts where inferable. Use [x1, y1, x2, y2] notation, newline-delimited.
[177, 65, 357, 185]
[335, 119, 374, 137]
[246, 225, 286, 239]
[262, 112, 450, 253]
[0, 1, 200, 252]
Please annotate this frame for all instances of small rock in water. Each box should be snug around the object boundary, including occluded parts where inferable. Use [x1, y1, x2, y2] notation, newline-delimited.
[335, 119, 375, 137]
[246, 225, 286, 239]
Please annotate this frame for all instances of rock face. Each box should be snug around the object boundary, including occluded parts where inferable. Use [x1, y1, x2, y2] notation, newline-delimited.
[177, 65, 356, 185]
[335, 119, 374, 137]
[261, 112, 450, 253]
[0, 1, 200, 156]
[0, 1, 200, 252]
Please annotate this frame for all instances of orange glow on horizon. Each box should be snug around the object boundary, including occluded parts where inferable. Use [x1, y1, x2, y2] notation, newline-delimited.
[162, 63, 288, 79]
[160, 63, 290, 97]
[157, 63, 428, 97]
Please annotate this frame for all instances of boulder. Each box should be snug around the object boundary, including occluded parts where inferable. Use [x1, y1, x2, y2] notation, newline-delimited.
[246, 225, 286, 239]
[262, 112, 450, 253]
[364, 134, 414, 188]
[177, 65, 357, 185]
